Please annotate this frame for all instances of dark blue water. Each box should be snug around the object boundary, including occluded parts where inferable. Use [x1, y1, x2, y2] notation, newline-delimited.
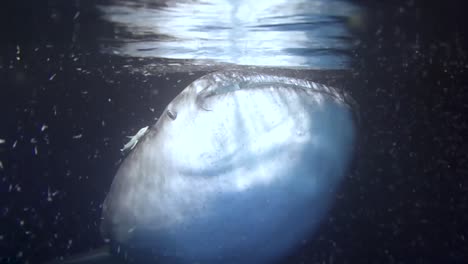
[1, 0, 467, 263]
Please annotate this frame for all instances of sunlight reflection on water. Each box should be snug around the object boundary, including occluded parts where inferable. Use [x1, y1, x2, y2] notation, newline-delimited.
[98, 0, 361, 69]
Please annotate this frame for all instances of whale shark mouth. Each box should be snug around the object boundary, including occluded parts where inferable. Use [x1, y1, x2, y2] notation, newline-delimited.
[97, 70, 356, 264]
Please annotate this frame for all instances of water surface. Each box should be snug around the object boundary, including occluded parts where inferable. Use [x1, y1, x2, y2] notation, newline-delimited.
[97, 0, 361, 69]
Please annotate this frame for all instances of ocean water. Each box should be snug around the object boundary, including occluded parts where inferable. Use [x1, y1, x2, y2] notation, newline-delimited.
[0, 0, 467, 263]
[96, 0, 359, 69]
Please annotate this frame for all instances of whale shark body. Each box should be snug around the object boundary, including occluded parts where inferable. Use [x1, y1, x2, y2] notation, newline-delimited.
[51, 70, 356, 264]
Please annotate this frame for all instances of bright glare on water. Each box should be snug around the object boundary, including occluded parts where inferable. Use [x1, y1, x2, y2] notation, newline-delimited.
[98, 0, 361, 69]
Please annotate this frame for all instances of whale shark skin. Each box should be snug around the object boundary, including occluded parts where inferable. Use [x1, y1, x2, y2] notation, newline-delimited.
[97, 70, 356, 264]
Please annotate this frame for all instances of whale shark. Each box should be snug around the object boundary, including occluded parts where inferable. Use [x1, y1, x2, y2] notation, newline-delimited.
[49, 70, 356, 264]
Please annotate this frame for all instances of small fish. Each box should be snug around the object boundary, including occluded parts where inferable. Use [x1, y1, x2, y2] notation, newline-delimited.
[120, 126, 149, 152]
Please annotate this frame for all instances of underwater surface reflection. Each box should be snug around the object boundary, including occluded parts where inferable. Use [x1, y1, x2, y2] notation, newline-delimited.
[98, 0, 361, 69]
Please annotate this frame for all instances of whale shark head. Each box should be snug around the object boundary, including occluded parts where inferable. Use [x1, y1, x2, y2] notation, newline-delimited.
[100, 70, 356, 263]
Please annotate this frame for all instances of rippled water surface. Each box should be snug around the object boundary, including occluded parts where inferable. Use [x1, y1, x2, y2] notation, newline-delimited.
[97, 0, 361, 69]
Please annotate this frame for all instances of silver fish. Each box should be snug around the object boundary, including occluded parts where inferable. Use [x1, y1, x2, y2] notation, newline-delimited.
[121, 126, 149, 152]
[53, 70, 357, 264]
